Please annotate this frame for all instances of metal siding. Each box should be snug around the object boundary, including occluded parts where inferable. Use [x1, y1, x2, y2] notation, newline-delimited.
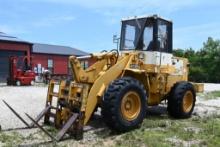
[0, 42, 31, 65]
[0, 42, 31, 51]
[31, 54, 49, 73]
[32, 54, 93, 76]
[32, 53, 68, 75]
[0, 50, 25, 82]
[53, 56, 68, 74]
[88, 58, 96, 66]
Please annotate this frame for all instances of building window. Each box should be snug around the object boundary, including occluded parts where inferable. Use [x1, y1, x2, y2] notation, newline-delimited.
[80, 62, 84, 69]
[80, 60, 89, 70]
[48, 59, 54, 73]
[85, 61, 88, 69]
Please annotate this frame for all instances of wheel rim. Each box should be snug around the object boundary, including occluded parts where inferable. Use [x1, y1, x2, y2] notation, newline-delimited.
[16, 81, 21, 86]
[183, 90, 194, 113]
[121, 91, 141, 121]
[31, 80, 35, 85]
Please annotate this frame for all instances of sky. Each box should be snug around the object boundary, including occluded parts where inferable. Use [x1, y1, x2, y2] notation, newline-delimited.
[0, 0, 220, 53]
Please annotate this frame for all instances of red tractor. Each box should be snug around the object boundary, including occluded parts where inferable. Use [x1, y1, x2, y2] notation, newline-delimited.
[7, 56, 36, 86]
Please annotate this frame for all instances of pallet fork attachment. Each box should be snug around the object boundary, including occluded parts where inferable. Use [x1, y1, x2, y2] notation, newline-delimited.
[3, 99, 82, 141]
[2, 77, 88, 141]
[25, 113, 57, 141]
[25, 112, 79, 141]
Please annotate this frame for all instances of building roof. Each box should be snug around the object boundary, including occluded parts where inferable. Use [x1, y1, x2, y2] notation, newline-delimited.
[33, 43, 89, 56]
[0, 32, 88, 56]
[0, 32, 32, 44]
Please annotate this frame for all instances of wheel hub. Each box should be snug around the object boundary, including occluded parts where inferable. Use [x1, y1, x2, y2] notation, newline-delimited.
[125, 101, 131, 110]
[121, 91, 141, 121]
[183, 91, 194, 113]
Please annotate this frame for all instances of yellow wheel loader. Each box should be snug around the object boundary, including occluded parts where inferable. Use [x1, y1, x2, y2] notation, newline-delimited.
[3, 14, 203, 141]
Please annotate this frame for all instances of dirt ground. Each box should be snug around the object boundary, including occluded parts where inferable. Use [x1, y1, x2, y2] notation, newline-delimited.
[0, 83, 220, 146]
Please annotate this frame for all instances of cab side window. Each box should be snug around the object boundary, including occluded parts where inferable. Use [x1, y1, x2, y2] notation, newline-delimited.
[124, 25, 136, 49]
[143, 24, 153, 51]
[158, 20, 168, 52]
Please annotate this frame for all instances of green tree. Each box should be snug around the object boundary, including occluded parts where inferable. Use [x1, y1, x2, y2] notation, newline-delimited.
[174, 37, 220, 83]
[201, 37, 220, 82]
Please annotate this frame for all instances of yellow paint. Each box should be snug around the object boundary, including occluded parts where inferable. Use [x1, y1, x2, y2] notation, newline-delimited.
[148, 93, 161, 105]
[182, 91, 194, 113]
[192, 83, 204, 93]
[83, 54, 131, 125]
[120, 91, 141, 121]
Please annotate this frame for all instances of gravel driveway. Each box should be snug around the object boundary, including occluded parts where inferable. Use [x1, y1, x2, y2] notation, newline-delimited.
[0, 85, 47, 130]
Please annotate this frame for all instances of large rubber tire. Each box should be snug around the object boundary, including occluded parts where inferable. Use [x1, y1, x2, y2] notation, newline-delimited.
[168, 81, 196, 118]
[102, 77, 147, 132]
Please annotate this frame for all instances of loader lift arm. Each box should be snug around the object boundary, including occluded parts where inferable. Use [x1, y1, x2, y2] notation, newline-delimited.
[69, 51, 134, 125]
[82, 53, 133, 124]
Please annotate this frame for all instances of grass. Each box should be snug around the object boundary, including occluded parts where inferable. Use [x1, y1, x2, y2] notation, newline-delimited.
[0, 131, 24, 147]
[114, 115, 220, 147]
[1, 115, 220, 147]
[198, 90, 220, 100]
[210, 91, 220, 97]
[0, 126, 59, 147]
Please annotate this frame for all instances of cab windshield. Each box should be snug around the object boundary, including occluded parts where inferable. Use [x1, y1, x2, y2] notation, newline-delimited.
[120, 19, 146, 50]
[120, 17, 172, 53]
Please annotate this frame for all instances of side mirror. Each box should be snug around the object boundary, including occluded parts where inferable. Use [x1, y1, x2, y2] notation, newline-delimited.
[113, 35, 119, 43]
[113, 35, 120, 50]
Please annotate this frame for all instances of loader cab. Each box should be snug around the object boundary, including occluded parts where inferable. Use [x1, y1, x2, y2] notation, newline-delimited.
[120, 15, 172, 53]
[120, 15, 173, 66]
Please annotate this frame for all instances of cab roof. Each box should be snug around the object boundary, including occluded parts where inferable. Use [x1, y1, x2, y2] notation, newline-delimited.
[121, 14, 172, 23]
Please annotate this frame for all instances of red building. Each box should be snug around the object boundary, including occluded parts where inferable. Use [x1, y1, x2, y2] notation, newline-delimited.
[0, 32, 93, 83]
[0, 32, 32, 82]
[32, 43, 90, 77]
